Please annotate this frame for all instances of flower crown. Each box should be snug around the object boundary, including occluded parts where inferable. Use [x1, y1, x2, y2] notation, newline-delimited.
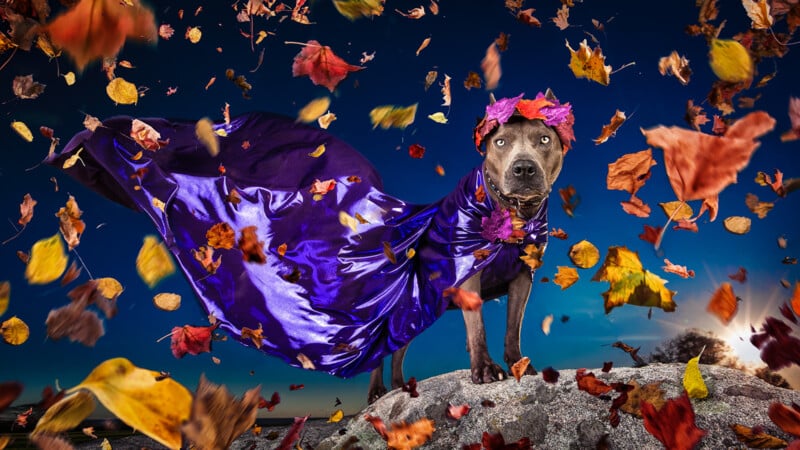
[473, 92, 576, 155]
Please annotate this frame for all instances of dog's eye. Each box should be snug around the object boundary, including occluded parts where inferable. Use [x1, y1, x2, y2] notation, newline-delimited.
[539, 136, 551, 144]
[494, 138, 505, 147]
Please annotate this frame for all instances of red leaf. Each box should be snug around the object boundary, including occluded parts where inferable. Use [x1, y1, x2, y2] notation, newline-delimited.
[602, 361, 613, 373]
[769, 402, 800, 437]
[170, 323, 219, 358]
[541, 367, 559, 383]
[409, 143, 425, 159]
[638, 225, 662, 244]
[728, 267, 747, 283]
[444, 286, 483, 311]
[446, 403, 471, 420]
[576, 368, 613, 396]
[402, 377, 419, 398]
[0, 382, 23, 413]
[365, 414, 388, 439]
[751, 317, 800, 370]
[289, 384, 304, 391]
[641, 391, 707, 450]
[45, 0, 158, 71]
[258, 391, 281, 411]
[276, 415, 309, 450]
[291, 40, 363, 92]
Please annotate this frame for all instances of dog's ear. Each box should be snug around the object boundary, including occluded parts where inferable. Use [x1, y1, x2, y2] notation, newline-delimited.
[544, 88, 557, 101]
[488, 93, 497, 105]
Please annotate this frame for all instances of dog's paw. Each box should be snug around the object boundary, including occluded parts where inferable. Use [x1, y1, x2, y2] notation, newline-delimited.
[470, 360, 507, 384]
[367, 385, 388, 404]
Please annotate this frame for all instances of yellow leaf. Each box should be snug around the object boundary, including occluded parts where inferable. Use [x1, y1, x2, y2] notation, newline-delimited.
[36, 35, 61, 58]
[568, 240, 600, 269]
[195, 117, 219, 156]
[658, 201, 694, 221]
[136, 235, 176, 288]
[1, 316, 29, 345]
[708, 38, 753, 83]
[152, 197, 166, 212]
[427, 112, 448, 124]
[298, 97, 331, 123]
[25, 234, 68, 285]
[308, 144, 326, 158]
[683, 352, 708, 399]
[63, 71, 76, 86]
[67, 357, 192, 450]
[33, 391, 96, 434]
[185, 26, 202, 44]
[10, 121, 33, 142]
[317, 111, 337, 129]
[520, 243, 544, 271]
[553, 266, 579, 290]
[592, 246, 676, 314]
[0, 281, 9, 318]
[0, 31, 16, 54]
[723, 216, 751, 234]
[369, 104, 418, 129]
[0, 435, 10, 449]
[566, 39, 611, 86]
[332, 0, 385, 20]
[106, 77, 139, 105]
[96, 277, 124, 299]
[541, 314, 553, 335]
[255, 30, 269, 45]
[101, 438, 112, 450]
[153, 293, 181, 311]
[328, 409, 344, 423]
[214, 129, 228, 137]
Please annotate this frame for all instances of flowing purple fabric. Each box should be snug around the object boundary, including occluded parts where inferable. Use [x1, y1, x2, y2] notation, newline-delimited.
[48, 113, 549, 377]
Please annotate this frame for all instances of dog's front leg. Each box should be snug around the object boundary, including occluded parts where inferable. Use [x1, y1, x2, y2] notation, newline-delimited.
[461, 272, 507, 383]
[504, 269, 536, 375]
[367, 363, 387, 404]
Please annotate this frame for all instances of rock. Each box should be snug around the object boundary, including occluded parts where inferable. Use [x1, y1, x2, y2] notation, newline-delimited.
[315, 363, 800, 449]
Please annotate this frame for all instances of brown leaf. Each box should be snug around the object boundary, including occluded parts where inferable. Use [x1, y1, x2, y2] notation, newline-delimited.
[621, 195, 651, 218]
[662, 258, 695, 278]
[238, 226, 266, 264]
[606, 149, 656, 195]
[18, 193, 37, 226]
[745, 193, 773, 219]
[463, 71, 482, 90]
[182, 374, 261, 450]
[382, 241, 397, 264]
[192, 246, 221, 274]
[29, 433, 75, 450]
[594, 110, 627, 144]
[481, 42, 501, 91]
[206, 222, 235, 249]
[60, 261, 82, 286]
[241, 323, 264, 349]
[55, 195, 85, 251]
[729, 423, 788, 448]
[658, 51, 692, 85]
[621, 379, 666, 418]
[45, 302, 104, 346]
[685, 100, 710, 131]
[0, 381, 23, 413]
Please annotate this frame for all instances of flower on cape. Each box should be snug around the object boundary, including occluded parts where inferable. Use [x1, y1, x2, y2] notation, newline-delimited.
[481, 208, 513, 243]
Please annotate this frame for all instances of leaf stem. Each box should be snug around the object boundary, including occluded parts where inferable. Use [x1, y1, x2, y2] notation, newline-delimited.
[71, 248, 94, 280]
[156, 328, 178, 343]
[1, 222, 23, 246]
[0, 47, 18, 72]
[284, 40, 320, 47]
[654, 200, 686, 251]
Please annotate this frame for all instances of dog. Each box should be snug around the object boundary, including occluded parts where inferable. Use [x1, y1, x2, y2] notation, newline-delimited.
[49, 89, 574, 407]
[367, 90, 571, 403]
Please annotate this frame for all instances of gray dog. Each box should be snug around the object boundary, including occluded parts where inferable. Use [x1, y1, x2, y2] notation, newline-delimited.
[367, 90, 574, 402]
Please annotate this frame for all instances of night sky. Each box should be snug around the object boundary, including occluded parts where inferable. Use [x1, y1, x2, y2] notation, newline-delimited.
[1, 0, 799, 419]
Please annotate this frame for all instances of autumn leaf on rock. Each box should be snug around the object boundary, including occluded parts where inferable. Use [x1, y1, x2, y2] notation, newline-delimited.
[642, 111, 776, 224]
[768, 402, 800, 438]
[182, 374, 261, 450]
[510, 356, 531, 381]
[575, 368, 613, 396]
[729, 423, 788, 448]
[620, 380, 666, 418]
[641, 391, 706, 450]
[592, 246, 676, 314]
[683, 349, 708, 399]
[170, 323, 219, 358]
[658, 51, 692, 85]
[594, 110, 627, 144]
[553, 266, 578, 289]
[369, 104, 418, 129]
[365, 415, 435, 449]
[45, 0, 157, 71]
[566, 39, 611, 85]
[290, 40, 363, 92]
[481, 42, 501, 90]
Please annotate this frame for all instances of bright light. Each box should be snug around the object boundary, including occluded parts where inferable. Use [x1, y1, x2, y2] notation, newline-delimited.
[720, 324, 762, 364]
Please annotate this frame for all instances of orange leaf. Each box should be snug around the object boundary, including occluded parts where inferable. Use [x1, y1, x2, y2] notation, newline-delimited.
[238, 226, 266, 264]
[291, 40, 363, 92]
[707, 282, 738, 325]
[45, 0, 158, 71]
[443, 287, 482, 311]
[481, 42, 501, 91]
[566, 39, 611, 85]
[729, 423, 787, 448]
[594, 110, 627, 144]
[769, 402, 800, 437]
[206, 222, 235, 250]
[18, 193, 36, 227]
[658, 51, 692, 85]
[791, 281, 800, 316]
[56, 195, 85, 251]
[510, 356, 530, 382]
[606, 149, 656, 195]
[241, 323, 264, 349]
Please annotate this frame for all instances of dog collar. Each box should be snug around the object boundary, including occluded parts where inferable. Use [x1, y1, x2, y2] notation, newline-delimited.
[483, 166, 540, 211]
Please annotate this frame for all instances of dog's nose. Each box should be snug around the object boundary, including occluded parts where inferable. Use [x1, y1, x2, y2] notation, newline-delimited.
[511, 160, 536, 178]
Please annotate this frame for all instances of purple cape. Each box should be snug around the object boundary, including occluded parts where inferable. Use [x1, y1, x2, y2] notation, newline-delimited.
[49, 112, 548, 377]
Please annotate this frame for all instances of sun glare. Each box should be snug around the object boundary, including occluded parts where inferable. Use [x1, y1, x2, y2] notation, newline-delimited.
[719, 324, 763, 364]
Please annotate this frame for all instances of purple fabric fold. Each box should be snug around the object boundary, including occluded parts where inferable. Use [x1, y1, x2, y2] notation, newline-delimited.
[48, 112, 549, 377]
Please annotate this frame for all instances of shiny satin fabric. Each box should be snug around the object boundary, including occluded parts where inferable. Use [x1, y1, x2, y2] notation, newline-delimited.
[48, 112, 549, 378]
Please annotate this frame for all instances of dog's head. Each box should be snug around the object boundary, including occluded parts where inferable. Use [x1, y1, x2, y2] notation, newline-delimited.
[474, 91, 575, 209]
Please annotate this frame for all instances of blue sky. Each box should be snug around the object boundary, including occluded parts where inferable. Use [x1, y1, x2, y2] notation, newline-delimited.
[1, 0, 799, 419]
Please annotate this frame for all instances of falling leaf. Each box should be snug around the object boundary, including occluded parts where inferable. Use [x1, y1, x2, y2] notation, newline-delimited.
[606, 149, 656, 195]
[0, 282, 8, 318]
[745, 193, 773, 219]
[560, 185, 580, 217]
[0, 383, 30, 417]
[317, 111, 337, 129]
[511, 356, 531, 381]
[182, 375, 260, 450]
[369, 104, 418, 129]
[592, 246, 676, 314]
[276, 415, 309, 450]
[296, 353, 315, 370]
[153, 293, 181, 312]
[32, 390, 96, 435]
[415, 36, 431, 56]
[620, 380, 667, 418]
[552, 4, 570, 30]
[106, 77, 139, 105]
[621, 195, 651, 218]
[11, 121, 34, 142]
[780, 97, 800, 142]
[310, 179, 336, 196]
[464, 71, 481, 90]
[130, 119, 168, 150]
[443, 287, 482, 311]
[707, 282, 738, 325]
[396, 6, 425, 19]
[549, 228, 568, 240]
[170, 323, 219, 358]
[742, 0, 773, 29]
[297, 97, 331, 123]
[541, 314, 555, 336]
[66, 358, 191, 449]
[683, 350, 708, 399]
[662, 259, 695, 278]
[424, 70, 438, 90]
[12, 74, 46, 99]
[658, 201, 694, 221]
[435, 164, 445, 176]
[328, 409, 344, 423]
[520, 243, 545, 271]
[568, 240, 600, 269]
[25, 234, 68, 285]
[382, 241, 397, 264]
[723, 216, 751, 234]
[408, 143, 425, 159]
[185, 26, 202, 43]
[366, 415, 435, 449]
[136, 235, 176, 288]
[206, 222, 235, 250]
[45, 0, 157, 71]
[290, 40, 363, 92]
[17, 193, 37, 227]
[642, 111, 776, 223]
[1, 316, 29, 345]
[594, 110, 627, 144]
[46, 302, 104, 347]
[566, 39, 611, 85]
[517, 8, 541, 26]
[641, 391, 706, 450]
[685, 100, 710, 131]
[481, 42, 501, 90]
[241, 323, 264, 349]
[658, 51, 692, 85]
[195, 117, 219, 157]
[56, 195, 86, 251]
[553, 266, 579, 289]
[428, 112, 448, 123]
[576, 368, 614, 396]
[339, 211, 358, 232]
[708, 38, 753, 83]
[729, 423, 787, 448]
